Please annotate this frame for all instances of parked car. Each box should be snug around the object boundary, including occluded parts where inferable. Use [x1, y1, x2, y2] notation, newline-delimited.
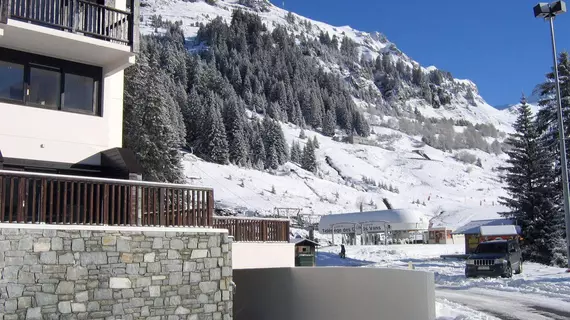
[465, 239, 522, 278]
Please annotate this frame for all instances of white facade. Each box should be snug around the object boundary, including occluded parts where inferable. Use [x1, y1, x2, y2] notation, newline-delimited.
[0, 0, 136, 166]
[232, 242, 295, 269]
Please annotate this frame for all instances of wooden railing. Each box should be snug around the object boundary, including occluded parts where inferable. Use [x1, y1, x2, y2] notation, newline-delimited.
[0, 170, 213, 227]
[2, 0, 137, 47]
[213, 216, 290, 242]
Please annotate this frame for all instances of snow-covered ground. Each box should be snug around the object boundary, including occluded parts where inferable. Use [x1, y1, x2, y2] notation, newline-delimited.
[183, 121, 509, 228]
[316, 243, 570, 320]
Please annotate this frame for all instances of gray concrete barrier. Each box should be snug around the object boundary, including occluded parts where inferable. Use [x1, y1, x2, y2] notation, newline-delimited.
[234, 267, 435, 320]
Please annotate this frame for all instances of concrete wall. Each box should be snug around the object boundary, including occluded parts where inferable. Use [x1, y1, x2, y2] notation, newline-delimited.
[234, 267, 435, 320]
[0, 224, 233, 320]
[0, 70, 124, 165]
[232, 243, 294, 270]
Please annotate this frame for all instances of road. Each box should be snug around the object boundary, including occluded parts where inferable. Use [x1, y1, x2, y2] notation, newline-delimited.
[436, 287, 570, 320]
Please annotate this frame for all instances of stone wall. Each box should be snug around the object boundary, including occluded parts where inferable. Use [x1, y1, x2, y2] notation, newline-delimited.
[0, 224, 233, 320]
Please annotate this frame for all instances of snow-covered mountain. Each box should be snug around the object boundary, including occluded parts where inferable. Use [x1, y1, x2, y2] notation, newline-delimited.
[139, 0, 517, 227]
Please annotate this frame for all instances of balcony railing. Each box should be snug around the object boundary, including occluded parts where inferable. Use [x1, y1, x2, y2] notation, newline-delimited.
[213, 216, 291, 242]
[0, 0, 139, 49]
[0, 170, 213, 227]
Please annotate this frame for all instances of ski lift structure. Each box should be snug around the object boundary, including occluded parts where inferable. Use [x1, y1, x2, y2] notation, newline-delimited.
[320, 209, 429, 245]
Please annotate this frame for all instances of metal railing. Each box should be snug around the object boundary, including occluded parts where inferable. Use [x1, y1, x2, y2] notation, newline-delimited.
[2, 0, 136, 46]
[213, 216, 290, 242]
[0, 170, 213, 227]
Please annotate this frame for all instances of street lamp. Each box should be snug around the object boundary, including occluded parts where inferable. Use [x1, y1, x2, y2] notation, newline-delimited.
[533, 1, 570, 270]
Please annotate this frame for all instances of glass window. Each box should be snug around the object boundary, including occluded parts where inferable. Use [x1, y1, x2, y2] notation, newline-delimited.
[64, 73, 96, 113]
[0, 61, 25, 102]
[29, 66, 61, 109]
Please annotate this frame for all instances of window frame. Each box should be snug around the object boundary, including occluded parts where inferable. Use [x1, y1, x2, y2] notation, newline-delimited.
[0, 47, 103, 116]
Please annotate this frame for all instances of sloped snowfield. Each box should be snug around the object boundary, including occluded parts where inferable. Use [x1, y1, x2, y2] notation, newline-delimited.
[317, 243, 570, 320]
[183, 122, 509, 227]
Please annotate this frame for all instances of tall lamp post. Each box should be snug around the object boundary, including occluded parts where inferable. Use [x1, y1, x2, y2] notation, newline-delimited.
[534, 1, 570, 270]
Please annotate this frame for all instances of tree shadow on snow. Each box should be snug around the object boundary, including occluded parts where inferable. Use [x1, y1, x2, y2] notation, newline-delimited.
[316, 251, 375, 267]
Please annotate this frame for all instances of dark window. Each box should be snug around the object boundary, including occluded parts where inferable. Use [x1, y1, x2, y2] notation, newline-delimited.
[29, 66, 62, 109]
[0, 61, 25, 101]
[0, 46, 102, 116]
[64, 73, 98, 113]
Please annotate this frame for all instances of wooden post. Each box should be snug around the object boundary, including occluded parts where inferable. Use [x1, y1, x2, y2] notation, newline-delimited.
[129, 0, 139, 53]
[128, 173, 142, 226]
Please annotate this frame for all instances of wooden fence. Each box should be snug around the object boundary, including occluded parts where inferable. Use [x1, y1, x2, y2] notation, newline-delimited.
[213, 216, 290, 242]
[0, 170, 213, 227]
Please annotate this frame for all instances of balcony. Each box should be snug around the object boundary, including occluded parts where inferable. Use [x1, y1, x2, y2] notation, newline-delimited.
[0, 170, 291, 242]
[0, 0, 138, 72]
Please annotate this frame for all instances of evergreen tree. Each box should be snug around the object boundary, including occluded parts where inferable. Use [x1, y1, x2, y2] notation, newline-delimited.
[203, 93, 230, 164]
[290, 141, 302, 164]
[312, 136, 320, 149]
[301, 139, 317, 173]
[499, 95, 565, 265]
[223, 95, 249, 166]
[124, 53, 185, 183]
[322, 108, 336, 137]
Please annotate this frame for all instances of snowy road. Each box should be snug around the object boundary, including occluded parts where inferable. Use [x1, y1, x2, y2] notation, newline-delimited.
[436, 287, 570, 320]
[317, 243, 570, 319]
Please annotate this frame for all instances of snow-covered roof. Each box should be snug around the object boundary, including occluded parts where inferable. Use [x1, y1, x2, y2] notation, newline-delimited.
[480, 225, 519, 236]
[289, 238, 320, 246]
[318, 209, 429, 234]
[453, 219, 517, 235]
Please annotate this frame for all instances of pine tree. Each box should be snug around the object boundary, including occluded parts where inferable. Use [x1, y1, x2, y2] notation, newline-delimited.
[290, 141, 302, 164]
[312, 136, 320, 149]
[499, 95, 565, 265]
[223, 95, 249, 166]
[203, 93, 230, 164]
[322, 108, 336, 137]
[301, 138, 317, 173]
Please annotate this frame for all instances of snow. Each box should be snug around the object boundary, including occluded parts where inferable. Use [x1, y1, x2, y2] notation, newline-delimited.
[316, 243, 570, 319]
[183, 122, 510, 225]
[479, 225, 518, 236]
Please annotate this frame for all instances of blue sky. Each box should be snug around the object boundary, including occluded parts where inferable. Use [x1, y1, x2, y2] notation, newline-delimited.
[270, 0, 570, 107]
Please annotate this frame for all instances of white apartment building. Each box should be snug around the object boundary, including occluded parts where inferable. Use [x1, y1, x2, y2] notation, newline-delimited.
[0, 0, 141, 178]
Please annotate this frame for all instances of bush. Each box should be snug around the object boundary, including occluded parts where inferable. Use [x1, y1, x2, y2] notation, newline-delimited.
[454, 151, 477, 165]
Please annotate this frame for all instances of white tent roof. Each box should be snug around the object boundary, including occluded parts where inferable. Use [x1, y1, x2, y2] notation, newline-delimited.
[480, 225, 519, 236]
[318, 209, 429, 234]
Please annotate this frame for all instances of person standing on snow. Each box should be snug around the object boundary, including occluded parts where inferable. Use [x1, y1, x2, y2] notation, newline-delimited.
[340, 244, 346, 259]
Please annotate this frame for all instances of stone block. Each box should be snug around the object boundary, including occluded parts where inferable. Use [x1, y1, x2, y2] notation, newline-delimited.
[26, 307, 42, 320]
[58, 253, 75, 265]
[175, 306, 191, 315]
[66, 266, 88, 281]
[75, 291, 88, 302]
[58, 301, 71, 314]
[39, 251, 56, 264]
[190, 249, 208, 259]
[79, 252, 107, 265]
[135, 277, 151, 288]
[4, 299, 17, 312]
[18, 296, 32, 309]
[117, 238, 130, 252]
[102, 236, 117, 246]
[18, 238, 33, 251]
[199, 281, 218, 294]
[122, 289, 134, 299]
[7, 284, 24, 298]
[51, 237, 63, 251]
[210, 247, 221, 258]
[110, 277, 132, 289]
[33, 242, 50, 252]
[55, 281, 75, 295]
[72, 303, 86, 312]
[144, 252, 155, 263]
[170, 239, 184, 250]
[149, 286, 161, 297]
[113, 303, 125, 315]
[35, 292, 58, 306]
[121, 253, 134, 263]
[152, 238, 163, 249]
[190, 272, 201, 283]
[71, 239, 85, 252]
[93, 289, 113, 300]
[87, 301, 100, 312]
[168, 250, 181, 259]
[183, 261, 196, 272]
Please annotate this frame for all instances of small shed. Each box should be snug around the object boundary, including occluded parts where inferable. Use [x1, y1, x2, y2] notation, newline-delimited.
[427, 227, 463, 244]
[290, 238, 319, 267]
[453, 219, 521, 254]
